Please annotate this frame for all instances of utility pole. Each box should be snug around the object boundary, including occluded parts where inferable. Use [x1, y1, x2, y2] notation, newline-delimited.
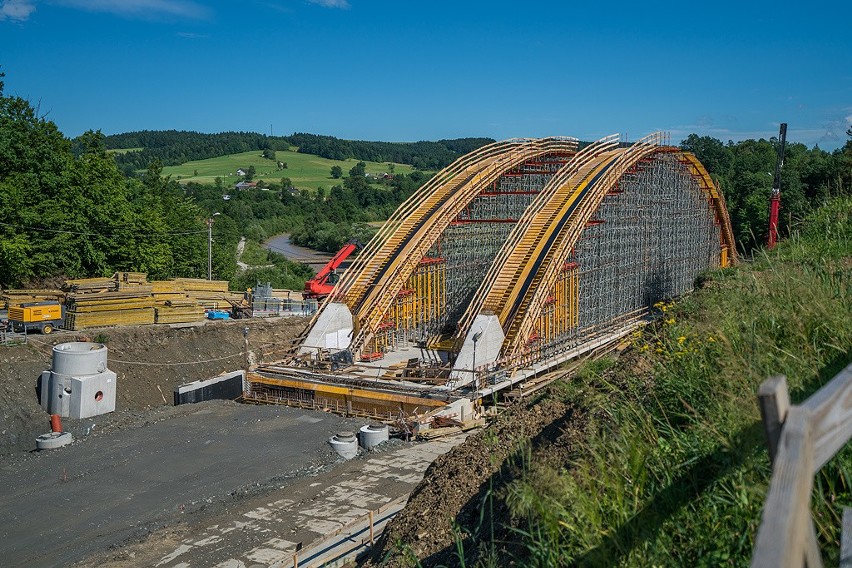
[768, 123, 787, 249]
[207, 212, 220, 280]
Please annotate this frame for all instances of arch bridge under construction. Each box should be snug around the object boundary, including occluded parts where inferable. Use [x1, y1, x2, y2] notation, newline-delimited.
[246, 133, 736, 423]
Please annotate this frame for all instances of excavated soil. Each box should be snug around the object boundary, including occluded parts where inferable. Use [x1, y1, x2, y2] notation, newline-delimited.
[362, 391, 590, 567]
[0, 316, 308, 456]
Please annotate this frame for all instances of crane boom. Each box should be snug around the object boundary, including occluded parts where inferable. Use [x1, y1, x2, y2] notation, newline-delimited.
[767, 123, 787, 249]
[304, 239, 361, 299]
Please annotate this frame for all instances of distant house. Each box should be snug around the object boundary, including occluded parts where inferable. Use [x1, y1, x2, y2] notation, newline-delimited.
[236, 168, 247, 177]
[234, 181, 257, 191]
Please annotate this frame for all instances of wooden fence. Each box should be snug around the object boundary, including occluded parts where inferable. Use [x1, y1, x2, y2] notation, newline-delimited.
[752, 361, 852, 567]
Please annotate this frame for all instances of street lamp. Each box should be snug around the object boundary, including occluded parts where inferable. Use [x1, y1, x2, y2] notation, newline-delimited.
[471, 329, 482, 390]
[207, 212, 220, 280]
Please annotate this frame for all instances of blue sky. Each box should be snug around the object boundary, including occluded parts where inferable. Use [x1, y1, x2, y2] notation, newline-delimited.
[1, 0, 850, 149]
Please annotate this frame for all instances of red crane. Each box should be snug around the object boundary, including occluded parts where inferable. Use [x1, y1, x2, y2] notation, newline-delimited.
[303, 239, 361, 299]
[767, 123, 787, 249]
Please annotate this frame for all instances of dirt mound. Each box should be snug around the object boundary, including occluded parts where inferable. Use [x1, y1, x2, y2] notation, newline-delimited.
[363, 392, 587, 567]
[0, 316, 307, 456]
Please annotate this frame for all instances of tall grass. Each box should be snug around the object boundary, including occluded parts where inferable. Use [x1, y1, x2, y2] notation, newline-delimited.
[503, 198, 851, 566]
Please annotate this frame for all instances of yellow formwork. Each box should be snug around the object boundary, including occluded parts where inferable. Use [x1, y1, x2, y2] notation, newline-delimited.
[247, 373, 446, 417]
[389, 258, 447, 336]
[534, 263, 579, 345]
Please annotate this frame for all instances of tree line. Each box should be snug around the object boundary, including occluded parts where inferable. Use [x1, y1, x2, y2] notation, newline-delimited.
[680, 133, 852, 252]
[99, 130, 274, 176]
[101, 130, 496, 177]
[286, 133, 495, 170]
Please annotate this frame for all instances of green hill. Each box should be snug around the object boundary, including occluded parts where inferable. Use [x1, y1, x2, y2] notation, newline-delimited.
[158, 149, 418, 190]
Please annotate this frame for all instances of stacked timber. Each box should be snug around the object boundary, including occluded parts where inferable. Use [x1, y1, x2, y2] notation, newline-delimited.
[173, 278, 229, 293]
[173, 278, 240, 310]
[1, 289, 65, 308]
[62, 277, 118, 294]
[4, 274, 246, 329]
[155, 299, 205, 324]
[64, 285, 156, 330]
[115, 271, 147, 285]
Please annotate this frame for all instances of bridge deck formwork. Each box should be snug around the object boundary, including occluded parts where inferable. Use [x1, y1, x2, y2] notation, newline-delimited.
[247, 134, 735, 423]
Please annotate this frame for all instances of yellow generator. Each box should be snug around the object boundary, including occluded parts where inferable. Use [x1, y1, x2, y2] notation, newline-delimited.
[8, 301, 64, 334]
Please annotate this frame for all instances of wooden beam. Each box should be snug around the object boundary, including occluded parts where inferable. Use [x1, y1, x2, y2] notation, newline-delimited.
[758, 375, 791, 465]
[752, 407, 817, 568]
[801, 361, 852, 472]
[841, 508, 852, 568]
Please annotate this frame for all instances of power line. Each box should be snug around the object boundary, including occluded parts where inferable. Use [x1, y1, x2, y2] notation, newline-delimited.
[109, 352, 243, 366]
[26, 337, 243, 366]
[0, 220, 208, 237]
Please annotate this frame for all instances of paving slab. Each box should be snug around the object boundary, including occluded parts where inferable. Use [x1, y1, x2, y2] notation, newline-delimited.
[146, 435, 465, 567]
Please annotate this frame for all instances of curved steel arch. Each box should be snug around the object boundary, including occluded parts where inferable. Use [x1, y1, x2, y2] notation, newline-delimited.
[298, 133, 737, 379]
[500, 133, 666, 355]
[451, 134, 736, 378]
[334, 137, 580, 354]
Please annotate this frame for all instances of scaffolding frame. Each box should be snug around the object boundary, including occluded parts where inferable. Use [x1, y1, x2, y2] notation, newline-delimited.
[295, 134, 737, 383]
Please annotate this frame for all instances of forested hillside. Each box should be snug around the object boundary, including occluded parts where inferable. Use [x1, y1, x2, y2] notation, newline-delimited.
[101, 129, 495, 176]
[99, 130, 272, 175]
[0, 76, 215, 287]
[681, 133, 852, 251]
[286, 133, 496, 170]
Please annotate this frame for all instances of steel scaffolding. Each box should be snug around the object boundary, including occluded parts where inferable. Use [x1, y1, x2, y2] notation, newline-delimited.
[380, 154, 573, 344]
[523, 151, 722, 362]
[296, 136, 736, 380]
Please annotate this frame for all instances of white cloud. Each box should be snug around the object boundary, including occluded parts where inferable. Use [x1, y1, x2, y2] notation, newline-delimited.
[308, 0, 350, 8]
[0, 0, 36, 21]
[177, 30, 207, 39]
[1, 0, 210, 22]
[56, 0, 210, 20]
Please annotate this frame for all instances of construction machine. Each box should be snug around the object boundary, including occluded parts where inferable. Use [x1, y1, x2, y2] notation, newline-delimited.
[8, 301, 64, 334]
[303, 239, 361, 300]
[767, 123, 787, 249]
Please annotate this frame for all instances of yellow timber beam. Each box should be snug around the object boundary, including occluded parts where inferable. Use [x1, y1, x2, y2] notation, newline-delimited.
[247, 373, 447, 408]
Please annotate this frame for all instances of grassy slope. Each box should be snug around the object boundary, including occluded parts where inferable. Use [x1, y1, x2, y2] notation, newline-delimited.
[503, 198, 852, 566]
[156, 148, 417, 189]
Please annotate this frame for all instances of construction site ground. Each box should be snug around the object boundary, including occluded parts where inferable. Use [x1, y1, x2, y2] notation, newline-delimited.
[0, 316, 306, 457]
[0, 314, 588, 568]
[0, 316, 474, 568]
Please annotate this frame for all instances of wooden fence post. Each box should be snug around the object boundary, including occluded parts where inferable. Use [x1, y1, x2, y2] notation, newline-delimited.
[841, 508, 852, 568]
[801, 362, 852, 472]
[758, 375, 790, 465]
[751, 406, 816, 568]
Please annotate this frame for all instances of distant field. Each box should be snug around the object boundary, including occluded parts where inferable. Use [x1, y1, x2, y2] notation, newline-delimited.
[107, 147, 142, 155]
[157, 149, 418, 190]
